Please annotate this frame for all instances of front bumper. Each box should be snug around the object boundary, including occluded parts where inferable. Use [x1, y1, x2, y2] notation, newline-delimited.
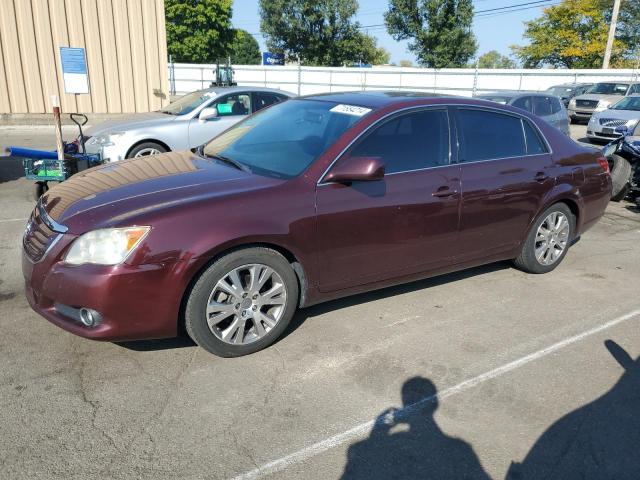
[22, 237, 183, 341]
[84, 142, 128, 163]
[568, 108, 595, 120]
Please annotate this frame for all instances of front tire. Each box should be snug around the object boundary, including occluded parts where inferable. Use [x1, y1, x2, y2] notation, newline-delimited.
[184, 248, 299, 357]
[514, 203, 575, 274]
[127, 142, 167, 159]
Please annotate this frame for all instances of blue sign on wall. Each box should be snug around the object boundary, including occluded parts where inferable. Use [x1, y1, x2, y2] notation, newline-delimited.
[262, 52, 285, 66]
[60, 47, 89, 94]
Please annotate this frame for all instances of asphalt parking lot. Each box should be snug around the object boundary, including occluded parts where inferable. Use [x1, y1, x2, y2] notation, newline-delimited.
[1, 124, 639, 479]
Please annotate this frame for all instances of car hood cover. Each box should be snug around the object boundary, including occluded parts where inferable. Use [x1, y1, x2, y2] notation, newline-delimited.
[40, 150, 284, 233]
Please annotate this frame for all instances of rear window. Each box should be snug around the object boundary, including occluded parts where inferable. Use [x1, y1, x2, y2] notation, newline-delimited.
[550, 97, 562, 114]
[457, 109, 526, 162]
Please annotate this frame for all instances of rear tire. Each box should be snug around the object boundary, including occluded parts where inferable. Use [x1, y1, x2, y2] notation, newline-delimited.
[609, 154, 632, 201]
[514, 203, 575, 274]
[184, 248, 299, 357]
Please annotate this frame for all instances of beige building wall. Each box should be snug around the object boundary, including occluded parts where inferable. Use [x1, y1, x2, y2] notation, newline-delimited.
[0, 0, 169, 114]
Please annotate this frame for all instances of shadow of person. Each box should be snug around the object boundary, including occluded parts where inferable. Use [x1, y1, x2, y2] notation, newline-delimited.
[341, 376, 491, 479]
[507, 339, 640, 480]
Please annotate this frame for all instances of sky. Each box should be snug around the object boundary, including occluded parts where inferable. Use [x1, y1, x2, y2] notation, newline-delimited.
[231, 0, 557, 65]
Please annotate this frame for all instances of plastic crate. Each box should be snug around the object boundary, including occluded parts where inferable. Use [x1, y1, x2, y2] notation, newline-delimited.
[23, 158, 66, 181]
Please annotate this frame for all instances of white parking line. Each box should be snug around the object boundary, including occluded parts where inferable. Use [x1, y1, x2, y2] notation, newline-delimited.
[230, 308, 640, 480]
[0, 218, 26, 223]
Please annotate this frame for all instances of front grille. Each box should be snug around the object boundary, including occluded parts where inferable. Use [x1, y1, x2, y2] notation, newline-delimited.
[576, 99, 598, 109]
[23, 206, 58, 262]
[599, 118, 627, 127]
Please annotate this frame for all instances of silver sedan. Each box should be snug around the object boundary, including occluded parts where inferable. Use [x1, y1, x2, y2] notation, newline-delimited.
[83, 87, 295, 162]
[587, 94, 640, 143]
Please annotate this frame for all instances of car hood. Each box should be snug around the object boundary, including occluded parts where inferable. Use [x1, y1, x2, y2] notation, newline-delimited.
[593, 109, 640, 121]
[41, 150, 285, 233]
[574, 93, 623, 103]
[84, 112, 177, 137]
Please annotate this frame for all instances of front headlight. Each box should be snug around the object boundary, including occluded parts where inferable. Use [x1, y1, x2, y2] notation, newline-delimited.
[87, 132, 126, 146]
[65, 227, 150, 265]
[569, 98, 576, 108]
[595, 101, 611, 112]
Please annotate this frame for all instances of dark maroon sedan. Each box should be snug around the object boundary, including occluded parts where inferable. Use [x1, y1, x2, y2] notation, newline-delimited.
[23, 92, 612, 357]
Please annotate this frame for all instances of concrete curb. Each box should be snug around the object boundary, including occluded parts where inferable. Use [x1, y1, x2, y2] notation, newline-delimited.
[0, 113, 131, 126]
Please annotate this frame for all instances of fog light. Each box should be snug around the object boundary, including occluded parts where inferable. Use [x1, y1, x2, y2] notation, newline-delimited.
[79, 308, 101, 327]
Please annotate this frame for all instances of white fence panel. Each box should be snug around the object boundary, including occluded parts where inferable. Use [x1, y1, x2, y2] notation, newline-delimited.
[169, 63, 640, 98]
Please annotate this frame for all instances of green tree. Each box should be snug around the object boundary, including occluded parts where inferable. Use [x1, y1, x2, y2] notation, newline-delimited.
[230, 29, 261, 65]
[512, 0, 624, 68]
[399, 59, 413, 67]
[612, 0, 640, 62]
[165, 0, 234, 63]
[384, 0, 477, 68]
[477, 50, 516, 68]
[259, 0, 382, 66]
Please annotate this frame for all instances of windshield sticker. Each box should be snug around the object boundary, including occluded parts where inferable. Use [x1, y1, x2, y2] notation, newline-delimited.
[330, 104, 372, 117]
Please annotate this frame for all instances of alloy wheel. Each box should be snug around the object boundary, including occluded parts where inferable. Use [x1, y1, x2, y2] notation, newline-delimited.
[134, 147, 161, 157]
[205, 264, 287, 345]
[534, 211, 570, 266]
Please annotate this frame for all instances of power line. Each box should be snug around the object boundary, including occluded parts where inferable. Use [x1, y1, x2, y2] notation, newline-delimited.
[475, 0, 557, 14]
[476, 1, 559, 18]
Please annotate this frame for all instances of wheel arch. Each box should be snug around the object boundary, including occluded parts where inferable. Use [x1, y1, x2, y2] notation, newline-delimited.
[126, 139, 172, 158]
[177, 242, 310, 335]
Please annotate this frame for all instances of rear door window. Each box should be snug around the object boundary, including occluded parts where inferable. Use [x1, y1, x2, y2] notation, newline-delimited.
[254, 93, 285, 112]
[349, 109, 450, 173]
[457, 109, 526, 162]
[523, 121, 549, 155]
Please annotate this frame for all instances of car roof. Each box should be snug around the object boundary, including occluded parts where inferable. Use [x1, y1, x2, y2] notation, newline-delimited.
[476, 91, 554, 99]
[548, 83, 592, 87]
[299, 90, 454, 109]
[191, 86, 296, 97]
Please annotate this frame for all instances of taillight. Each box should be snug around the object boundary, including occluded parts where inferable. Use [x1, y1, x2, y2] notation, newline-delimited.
[597, 156, 610, 174]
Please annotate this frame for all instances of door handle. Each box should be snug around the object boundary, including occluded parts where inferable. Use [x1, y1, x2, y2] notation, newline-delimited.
[534, 172, 549, 183]
[432, 188, 458, 198]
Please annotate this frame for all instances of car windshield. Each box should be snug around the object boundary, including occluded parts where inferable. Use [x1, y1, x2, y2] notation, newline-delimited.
[476, 95, 511, 104]
[159, 90, 217, 116]
[611, 96, 640, 111]
[203, 99, 370, 178]
[586, 83, 629, 95]
[546, 86, 574, 96]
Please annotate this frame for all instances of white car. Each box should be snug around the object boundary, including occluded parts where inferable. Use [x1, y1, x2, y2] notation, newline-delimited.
[83, 87, 295, 162]
[587, 94, 640, 143]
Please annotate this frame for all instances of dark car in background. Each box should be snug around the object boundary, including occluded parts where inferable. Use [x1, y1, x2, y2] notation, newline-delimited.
[23, 92, 611, 357]
[475, 91, 570, 135]
[546, 83, 593, 107]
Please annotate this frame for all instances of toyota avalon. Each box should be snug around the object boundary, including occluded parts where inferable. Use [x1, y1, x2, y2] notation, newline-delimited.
[23, 92, 612, 357]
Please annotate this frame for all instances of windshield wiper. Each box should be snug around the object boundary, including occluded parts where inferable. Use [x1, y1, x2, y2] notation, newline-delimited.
[196, 146, 251, 173]
[159, 110, 176, 115]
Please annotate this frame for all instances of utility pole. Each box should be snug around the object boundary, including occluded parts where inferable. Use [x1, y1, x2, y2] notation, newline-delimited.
[603, 0, 622, 69]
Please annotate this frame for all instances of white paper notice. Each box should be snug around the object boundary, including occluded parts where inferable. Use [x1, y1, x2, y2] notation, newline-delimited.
[330, 104, 372, 117]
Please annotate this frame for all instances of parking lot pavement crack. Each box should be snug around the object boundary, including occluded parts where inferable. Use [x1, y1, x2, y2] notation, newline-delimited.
[230, 428, 261, 473]
[71, 340, 120, 454]
[99, 347, 199, 477]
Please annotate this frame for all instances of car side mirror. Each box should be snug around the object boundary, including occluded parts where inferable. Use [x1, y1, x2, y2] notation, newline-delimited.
[199, 107, 218, 122]
[324, 156, 385, 183]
